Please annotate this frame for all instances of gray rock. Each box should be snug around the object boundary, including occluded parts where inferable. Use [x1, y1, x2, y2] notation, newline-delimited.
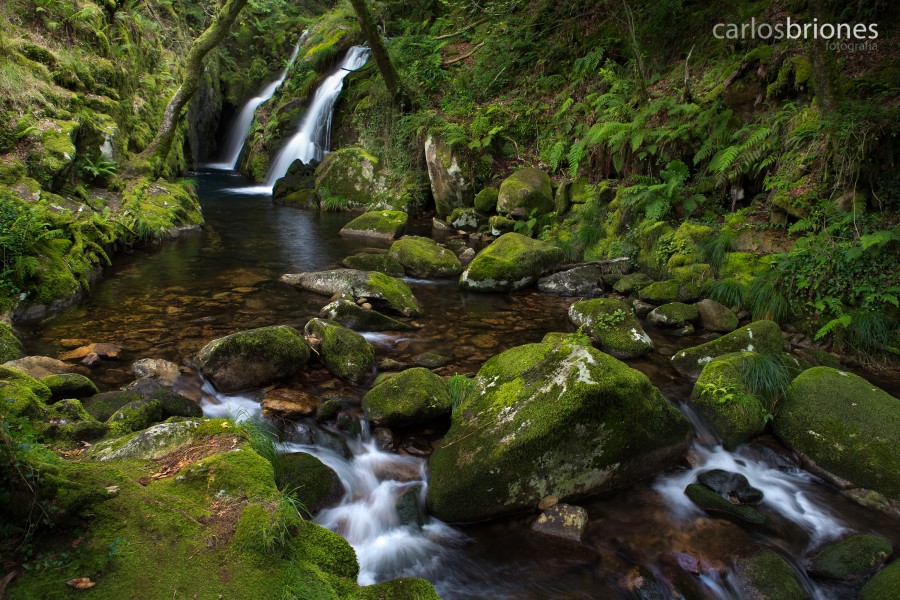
[3, 356, 72, 379]
[281, 269, 421, 317]
[319, 299, 413, 332]
[537, 265, 605, 297]
[531, 503, 589, 542]
[425, 135, 472, 217]
[695, 299, 739, 332]
[93, 420, 200, 461]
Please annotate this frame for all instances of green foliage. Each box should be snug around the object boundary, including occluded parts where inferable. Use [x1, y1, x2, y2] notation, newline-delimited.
[620, 160, 704, 221]
[447, 373, 476, 411]
[738, 352, 791, 417]
[0, 191, 65, 296]
[513, 208, 556, 239]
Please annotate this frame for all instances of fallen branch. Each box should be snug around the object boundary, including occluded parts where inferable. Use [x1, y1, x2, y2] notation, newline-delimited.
[443, 41, 485, 66]
[436, 20, 486, 40]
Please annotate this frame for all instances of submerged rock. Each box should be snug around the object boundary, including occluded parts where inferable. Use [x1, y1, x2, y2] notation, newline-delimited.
[304, 318, 375, 384]
[460, 233, 563, 292]
[427, 343, 690, 523]
[388, 236, 462, 278]
[319, 298, 412, 332]
[340, 210, 407, 240]
[197, 325, 310, 393]
[362, 367, 451, 428]
[774, 367, 900, 500]
[531, 503, 589, 542]
[567, 298, 654, 359]
[281, 269, 421, 316]
[809, 534, 891, 581]
[684, 483, 769, 527]
[261, 388, 319, 419]
[671, 320, 784, 378]
[537, 265, 605, 297]
[497, 167, 553, 218]
[735, 549, 809, 600]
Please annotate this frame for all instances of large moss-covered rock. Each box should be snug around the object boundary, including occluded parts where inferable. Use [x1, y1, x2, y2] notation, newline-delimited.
[474, 186, 499, 214]
[460, 233, 563, 292]
[314, 147, 387, 209]
[340, 210, 407, 240]
[362, 367, 451, 427]
[427, 343, 690, 523]
[695, 298, 739, 332]
[40, 373, 100, 401]
[860, 559, 900, 600]
[319, 299, 412, 332]
[0, 323, 23, 363]
[666, 222, 713, 269]
[342, 252, 404, 276]
[83, 390, 143, 421]
[41, 398, 108, 441]
[304, 319, 375, 384]
[736, 549, 809, 600]
[638, 279, 701, 305]
[449, 207, 487, 232]
[612, 272, 654, 295]
[647, 302, 700, 328]
[0, 365, 51, 419]
[537, 265, 605, 297]
[567, 299, 653, 359]
[425, 135, 473, 217]
[107, 398, 164, 436]
[92, 420, 199, 461]
[489, 215, 516, 236]
[671, 320, 784, 378]
[281, 269, 421, 316]
[197, 325, 311, 393]
[276, 452, 345, 514]
[773, 367, 900, 500]
[388, 237, 462, 278]
[690, 352, 770, 449]
[809, 534, 891, 581]
[497, 168, 553, 218]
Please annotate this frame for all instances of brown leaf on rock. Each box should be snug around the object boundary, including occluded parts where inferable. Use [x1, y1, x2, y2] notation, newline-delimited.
[66, 577, 96, 589]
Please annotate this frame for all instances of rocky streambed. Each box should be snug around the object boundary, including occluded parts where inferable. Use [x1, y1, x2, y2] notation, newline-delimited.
[5, 171, 899, 599]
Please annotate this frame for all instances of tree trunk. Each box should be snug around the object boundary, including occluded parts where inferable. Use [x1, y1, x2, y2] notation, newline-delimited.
[348, 0, 411, 111]
[131, 0, 249, 176]
[808, 0, 841, 116]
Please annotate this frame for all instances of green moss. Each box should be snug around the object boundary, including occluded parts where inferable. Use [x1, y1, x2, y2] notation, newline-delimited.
[316, 399, 342, 423]
[179, 447, 278, 500]
[315, 148, 387, 209]
[489, 214, 516, 235]
[612, 272, 654, 295]
[305, 318, 375, 384]
[648, 302, 700, 327]
[449, 207, 487, 232]
[568, 298, 654, 359]
[460, 232, 563, 292]
[690, 353, 769, 449]
[737, 549, 807, 600]
[671, 320, 784, 377]
[357, 578, 441, 599]
[366, 272, 421, 316]
[340, 211, 408, 240]
[774, 367, 900, 500]
[474, 186, 499, 214]
[193, 417, 234, 438]
[293, 519, 360, 581]
[107, 398, 163, 436]
[42, 399, 109, 441]
[276, 453, 343, 514]
[810, 534, 891, 581]
[427, 343, 689, 522]
[342, 252, 405, 276]
[0, 158, 27, 185]
[541, 331, 592, 346]
[638, 279, 701, 305]
[83, 391, 143, 421]
[0, 322, 24, 363]
[684, 483, 768, 525]
[120, 178, 204, 238]
[720, 252, 765, 285]
[497, 168, 553, 218]
[860, 559, 900, 600]
[362, 367, 452, 427]
[388, 236, 462, 278]
[671, 263, 713, 284]
[40, 372, 100, 401]
[0, 365, 51, 419]
[666, 222, 712, 270]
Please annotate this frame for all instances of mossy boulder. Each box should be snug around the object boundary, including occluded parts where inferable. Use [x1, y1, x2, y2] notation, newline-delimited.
[497, 168, 553, 218]
[362, 367, 452, 427]
[671, 320, 784, 378]
[460, 233, 563, 292]
[860, 559, 900, 600]
[425, 135, 473, 217]
[666, 222, 713, 269]
[276, 452, 345, 514]
[449, 207, 487, 232]
[0, 365, 51, 419]
[304, 318, 375, 384]
[474, 186, 499, 214]
[340, 210, 407, 240]
[489, 214, 516, 235]
[40, 373, 100, 401]
[107, 398, 164, 436]
[281, 269, 421, 316]
[541, 331, 592, 347]
[695, 298, 739, 332]
[388, 236, 462, 278]
[684, 483, 769, 527]
[690, 352, 771, 449]
[612, 272, 654, 295]
[638, 279, 701, 305]
[197, 325, 310, 393]
[92, 420, 199, 461]
[0, 323, 23, 363]
[736, 549, 809, 600]
[427, 343, 690, 522]
[315, 147, 387, 209]
[83, 390, 143, 421]
[647, 302, 700, 328]
[150, 387, 203, 419]
[319, 299, 412, 332]
[342, 252, 405, 276]
[809, 534, 891, 580]
[41, 398, 109, 441]
[179, 447, 278, 500]
[537, 265, 605, 297]
[567, 299, 654, 359]
[773, 367, 900, 500]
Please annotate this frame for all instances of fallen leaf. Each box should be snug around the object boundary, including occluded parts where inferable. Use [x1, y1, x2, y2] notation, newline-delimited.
[66, 577, 96, 589]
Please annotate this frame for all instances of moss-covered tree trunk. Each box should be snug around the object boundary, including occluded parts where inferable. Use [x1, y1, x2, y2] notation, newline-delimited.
[131, 0, 249, 176]
[348, 0, 411, 111]
[807, 0, 842, 116]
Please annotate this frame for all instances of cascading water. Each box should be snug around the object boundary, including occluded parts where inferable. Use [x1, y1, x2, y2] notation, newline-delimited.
[261, 46, 371, 188]
[205, 32, 307, 171]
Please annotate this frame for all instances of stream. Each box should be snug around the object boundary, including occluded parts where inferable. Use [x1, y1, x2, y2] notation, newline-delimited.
[15, 44, 899, 599]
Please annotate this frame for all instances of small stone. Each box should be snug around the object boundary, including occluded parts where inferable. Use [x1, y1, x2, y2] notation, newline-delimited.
[531, 503, 588, 542]
[81, 353, 102, 366]
[106, 485, 120, 495]
[538, 495, 558, 510]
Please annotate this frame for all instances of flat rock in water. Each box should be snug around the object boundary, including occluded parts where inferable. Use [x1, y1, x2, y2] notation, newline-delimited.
[3, 356, 73, 379]
[537, 265, 605, 297]
[261, 388, 319, 419]
[281, 269, 421, 317]
[531, 503, 588, 542]
[60, 342, 123, 361]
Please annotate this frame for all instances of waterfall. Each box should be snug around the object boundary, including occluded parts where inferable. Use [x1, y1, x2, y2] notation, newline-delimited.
[262, 46, 371, 188]
[205, 32, 307, 171]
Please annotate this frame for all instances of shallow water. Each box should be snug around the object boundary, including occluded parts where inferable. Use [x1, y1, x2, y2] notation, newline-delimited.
[22, 171, 900, 598]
